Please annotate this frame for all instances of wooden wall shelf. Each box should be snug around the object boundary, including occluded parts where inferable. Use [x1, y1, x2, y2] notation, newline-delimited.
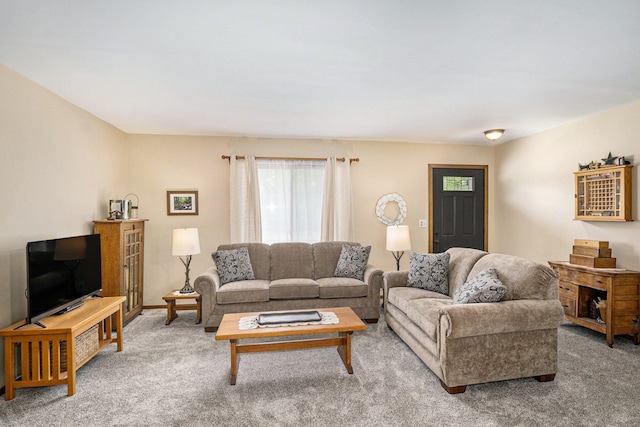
[574, 165, 633, 221]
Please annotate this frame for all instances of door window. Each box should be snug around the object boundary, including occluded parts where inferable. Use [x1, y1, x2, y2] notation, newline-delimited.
[443, 176, 474, 192]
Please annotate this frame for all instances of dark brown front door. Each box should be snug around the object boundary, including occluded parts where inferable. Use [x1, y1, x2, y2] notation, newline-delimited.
[429, 165, 487, 253]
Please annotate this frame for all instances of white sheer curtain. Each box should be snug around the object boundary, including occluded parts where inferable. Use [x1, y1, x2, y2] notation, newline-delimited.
[230, 155, 262, 243]
[257, 159, 324, 243]
[321, 157, 354, 241]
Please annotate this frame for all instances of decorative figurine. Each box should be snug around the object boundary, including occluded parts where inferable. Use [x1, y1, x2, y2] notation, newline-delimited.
[601, 152, 618, 165]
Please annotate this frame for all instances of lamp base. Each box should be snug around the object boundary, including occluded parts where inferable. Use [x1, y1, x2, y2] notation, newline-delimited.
[179, 283, 195, 294]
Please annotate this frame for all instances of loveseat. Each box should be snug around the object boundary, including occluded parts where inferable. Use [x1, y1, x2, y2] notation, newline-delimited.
[194, 241, 383, 331]
[383, 247, 564, 394]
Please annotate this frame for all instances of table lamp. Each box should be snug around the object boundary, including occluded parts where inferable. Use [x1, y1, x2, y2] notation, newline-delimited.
[172, 228, 201, 293]
[386, 225, 411, 271]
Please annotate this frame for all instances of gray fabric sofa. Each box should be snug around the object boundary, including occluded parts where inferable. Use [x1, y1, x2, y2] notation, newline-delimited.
[194, 241, 383, 331]
[383, 247, 564, 394]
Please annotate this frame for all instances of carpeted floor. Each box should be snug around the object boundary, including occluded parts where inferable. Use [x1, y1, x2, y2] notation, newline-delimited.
[1, 308, 639, 426]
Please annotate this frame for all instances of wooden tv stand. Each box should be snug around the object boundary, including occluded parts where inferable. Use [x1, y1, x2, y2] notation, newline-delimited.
[0, 296, 125, 400]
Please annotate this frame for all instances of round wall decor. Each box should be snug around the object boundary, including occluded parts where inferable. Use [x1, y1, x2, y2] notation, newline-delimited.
[375, 193, 407, 225]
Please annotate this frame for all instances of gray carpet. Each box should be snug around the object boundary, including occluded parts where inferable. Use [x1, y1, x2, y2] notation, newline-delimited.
[1, 308, 639, 427]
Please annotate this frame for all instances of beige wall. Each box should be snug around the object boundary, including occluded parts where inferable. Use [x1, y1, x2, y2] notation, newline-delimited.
[0, 65, 128, 387]
[126, 135, 496, 306]
[495, 101, 640, 267]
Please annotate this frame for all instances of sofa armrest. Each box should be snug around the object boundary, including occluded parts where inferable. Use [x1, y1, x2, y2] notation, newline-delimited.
[363, 264, 383, 297]
[363, 264, 382, 283]
[383, 270, 409, 295]
[383, 270, 409, 288]
[439, 299, 565, 339]
[193, 267, 221, 315]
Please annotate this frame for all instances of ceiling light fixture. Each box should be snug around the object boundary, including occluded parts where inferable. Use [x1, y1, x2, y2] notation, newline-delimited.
[484, 129, 505, 141]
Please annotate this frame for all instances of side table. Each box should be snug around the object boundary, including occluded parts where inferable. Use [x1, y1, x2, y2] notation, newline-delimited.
[162, 290, 202, 325]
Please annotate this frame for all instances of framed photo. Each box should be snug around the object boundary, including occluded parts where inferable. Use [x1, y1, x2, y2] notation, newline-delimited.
[167, 190, 199, 215]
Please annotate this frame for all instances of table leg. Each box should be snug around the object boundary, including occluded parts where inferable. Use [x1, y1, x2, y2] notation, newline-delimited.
[196, 296, 202, 324]
[115, 305, 123, 352]
[165, 300, 177, 325]
[337, 332, 354, 374]
[230, 339, 239, 385]
[4, 337, 14, 400]
[67, 337, 77, 396]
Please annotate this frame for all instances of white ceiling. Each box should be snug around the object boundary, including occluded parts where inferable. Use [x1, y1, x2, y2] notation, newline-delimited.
[2, 1, 640, 145]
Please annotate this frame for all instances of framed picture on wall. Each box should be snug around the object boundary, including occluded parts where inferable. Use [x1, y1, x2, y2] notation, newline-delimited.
[167, 190, 199, 215]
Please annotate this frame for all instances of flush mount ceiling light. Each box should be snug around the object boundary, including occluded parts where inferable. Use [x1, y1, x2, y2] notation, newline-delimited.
[484, 129, 505, 141]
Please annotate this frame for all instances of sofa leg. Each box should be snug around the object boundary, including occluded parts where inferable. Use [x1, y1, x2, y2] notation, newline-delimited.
[204, 326, 218, 333]
[534, 374, 556, 383]
[440, 380, 466, 394]
[365, 318, 379, 324]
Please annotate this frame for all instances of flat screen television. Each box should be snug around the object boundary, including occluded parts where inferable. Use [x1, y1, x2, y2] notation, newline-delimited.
[26, 234, 102, 325]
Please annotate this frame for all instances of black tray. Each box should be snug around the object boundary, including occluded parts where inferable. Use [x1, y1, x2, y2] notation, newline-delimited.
[257, 310, 322, 325]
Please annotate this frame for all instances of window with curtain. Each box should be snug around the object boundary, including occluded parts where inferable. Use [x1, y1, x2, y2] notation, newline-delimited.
[257, 159, 326, 244]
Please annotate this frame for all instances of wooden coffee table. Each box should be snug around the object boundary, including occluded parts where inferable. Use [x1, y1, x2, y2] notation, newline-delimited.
[215, 307, 367, 385]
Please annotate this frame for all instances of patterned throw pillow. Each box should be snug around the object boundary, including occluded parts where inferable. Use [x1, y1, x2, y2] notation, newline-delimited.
[334, 244, 371, 281]
[407, 251, 450, 295]
[453, 268, 507, 304]
[212, 246, 255, 285]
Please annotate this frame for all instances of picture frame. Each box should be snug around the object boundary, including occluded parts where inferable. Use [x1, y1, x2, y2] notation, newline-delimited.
[167, 190, 199, 215]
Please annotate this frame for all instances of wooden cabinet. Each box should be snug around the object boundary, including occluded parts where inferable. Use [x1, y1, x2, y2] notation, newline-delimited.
[0, 296, 124, 400]
[574, 165, 633, 221]
[548, 261, 640, 347]
[93, 219, 147, 325]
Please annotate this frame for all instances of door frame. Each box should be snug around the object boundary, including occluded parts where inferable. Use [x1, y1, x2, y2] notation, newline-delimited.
[428, 164, 489, 252]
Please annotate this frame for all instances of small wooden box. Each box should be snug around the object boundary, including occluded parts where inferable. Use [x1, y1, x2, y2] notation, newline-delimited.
[573, 239, 609, 248]
[569, 253, 616, 268]
[572, 245, 612, 258]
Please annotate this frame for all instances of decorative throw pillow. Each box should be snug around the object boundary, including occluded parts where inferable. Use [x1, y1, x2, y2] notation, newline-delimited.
[453, 268, 507, 304]
[407, 251, 450, 295]
[334, 244, 371, 281]
[212, 246, 255, 285]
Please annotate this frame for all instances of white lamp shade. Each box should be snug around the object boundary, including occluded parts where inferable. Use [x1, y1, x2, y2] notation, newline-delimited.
[386, 225, 411, 251]
[172, 228, 201, 256]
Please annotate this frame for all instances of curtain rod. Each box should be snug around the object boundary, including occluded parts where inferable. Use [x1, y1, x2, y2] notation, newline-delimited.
[221, 155, 359, 164]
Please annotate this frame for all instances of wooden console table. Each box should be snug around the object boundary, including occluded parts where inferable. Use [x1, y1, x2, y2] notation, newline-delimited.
[548, 261, 640, 347]
[0, 296, 125, 400]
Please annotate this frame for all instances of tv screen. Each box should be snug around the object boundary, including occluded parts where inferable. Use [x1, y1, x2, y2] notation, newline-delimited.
[26, 234, 102, 324]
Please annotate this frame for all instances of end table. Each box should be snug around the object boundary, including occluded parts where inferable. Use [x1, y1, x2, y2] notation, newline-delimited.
[162, 290, 202, 325]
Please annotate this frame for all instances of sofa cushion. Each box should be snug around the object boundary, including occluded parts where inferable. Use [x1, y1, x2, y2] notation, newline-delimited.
[313, 241, 359, 279]
[388, 286, 450, 314]
[446, 247, 488, 297]
[406, 298, 453, 341]
[212, 246, 255, 285]
[217, 243, 271, 281]
[469, 253, 559, 301]
[271, 243, 314, 280]
[317, 277, 368, 298]
[334, 244, 371, 281]
[453, 268, 507, 304]
[407, 251, 450, 295]
[269, 278, 319, 299]
[216, 279, 270, 304]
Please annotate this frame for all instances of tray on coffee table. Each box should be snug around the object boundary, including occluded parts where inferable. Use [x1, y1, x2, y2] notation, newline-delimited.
[257, 310, 321, 325]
